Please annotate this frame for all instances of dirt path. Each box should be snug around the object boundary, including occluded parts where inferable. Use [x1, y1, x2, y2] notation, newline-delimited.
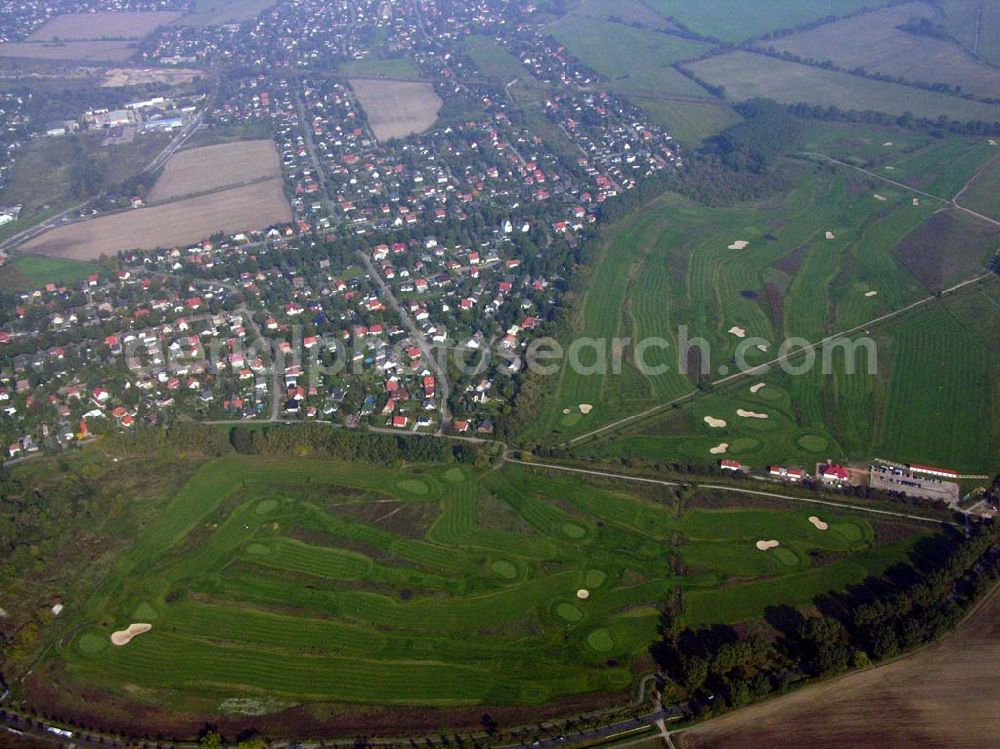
[675, 581, 1000, 748]
[505, 457, 958, 525]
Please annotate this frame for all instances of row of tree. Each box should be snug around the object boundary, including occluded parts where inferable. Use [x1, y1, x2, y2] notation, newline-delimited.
[653, 520, 1000, 718]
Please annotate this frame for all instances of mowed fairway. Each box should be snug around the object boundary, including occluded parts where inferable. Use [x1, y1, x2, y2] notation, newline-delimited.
[684, 52, 1000, 121]
[148, 140, 282, 203]
[534, 164, 934, 441]
[20, 179, 291, 259]
[350, 79, 443, 141]
[42, 456, 924, 726]
[677, 584, 1000, 748]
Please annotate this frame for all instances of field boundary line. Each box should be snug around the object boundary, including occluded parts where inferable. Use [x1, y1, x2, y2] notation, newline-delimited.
[508, 458, 958, 526]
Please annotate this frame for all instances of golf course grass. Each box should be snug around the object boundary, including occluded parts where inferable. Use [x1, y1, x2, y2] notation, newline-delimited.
[46, 455, 928, 715]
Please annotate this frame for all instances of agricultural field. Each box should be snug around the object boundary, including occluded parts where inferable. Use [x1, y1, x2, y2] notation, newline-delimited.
[26, 455, 929, 733]
[549, 14, 713, 97]
[350, 79, 443, 141]
[26, 11, 182, 40]
[641, 0, 898, 42]
[0, 41, 138, 62]
[148, 140, 282, 203]
[19, 178, 291, 259]
[629, 97, 742, 147]
[463, 35, 531, 82]
[768, 2, 1000, 99]
[339, 55, 423, 81]
[684, 51, 1000, 122]
[677, 584, 1000, 748]
[177, 0, 278, 26]
[0, 254, 98, 292]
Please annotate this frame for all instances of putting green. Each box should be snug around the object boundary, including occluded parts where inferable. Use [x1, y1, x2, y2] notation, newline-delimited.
[729, 437, 760, 453]
[77, 632, 108, 654]
[133, 602, 158, 621]
[396, 479, 429, 495]
[584, 569, 607, 588]
[246, 542, 271, 556]
[772, 547, 799, 567]
[255, 499, 279, 514]
[797, 433, 829, 452]
[586, 628, 614, 651]
[491, 560, 518, 579]
[560, 412, 583, 428]
[832, 522, 863, 541]
[562, 523, 587, 539]
[555, 602, 584, 622]
[444, 468, 466, 483]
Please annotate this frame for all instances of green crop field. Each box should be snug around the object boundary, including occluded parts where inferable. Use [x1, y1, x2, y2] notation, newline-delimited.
[549, 15, 714, 97]
[957, 153, 1000, 220]
[340, 55, 423, 80]
[641, 0, 899, 42]
[629, 97, 743, 147]
[0, 253, 98, 292]
[34, 454, 928, 723]
[684, 52, 1000, 122]
[463, 35, 530, 82]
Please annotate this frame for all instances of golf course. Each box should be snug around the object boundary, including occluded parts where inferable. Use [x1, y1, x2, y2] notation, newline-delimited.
[29, 454, 929, 726]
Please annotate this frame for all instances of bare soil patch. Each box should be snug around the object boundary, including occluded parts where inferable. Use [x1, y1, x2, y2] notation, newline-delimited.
[350, 79, 443, 141]
[101, 67, 202, 88]
[21, 179, 291, 259]
[148, 140, 281, 203]
[28, 11, 182, 40]
[678, 584, 1000, 749]
[0, 41, 138, 62]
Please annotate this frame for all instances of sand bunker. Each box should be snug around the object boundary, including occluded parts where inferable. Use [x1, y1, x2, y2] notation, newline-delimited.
[912, 198, 920, 206]
[737, 409, 769, 419]
[562, 408, 571, 414]
[756, 343, 769, 352]
[576, 589, 591, 600]
[989, 139, 997, 146]
[728, 240, 749, 250]
[825, 231, 835, 239]
[728, 326, 747, 338]
[809, 516, 829, 531]
[874, 194, 887, 201]
[110, 623, 152, 646]
[704, 416, 727, 428]
[579, 403, 593, 414]
[756, 540, 780, 551]
[882, 141, 893, 147]
[709, 442, 729, 455]
[750, 382, 766, 394]
[865, 290, 878, 298]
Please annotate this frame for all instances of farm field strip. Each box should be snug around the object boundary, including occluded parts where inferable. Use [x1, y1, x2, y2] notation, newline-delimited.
[26, 11, 182, 40]
[684, 51, 1000, 122]
[148, 140, 282, 203]
[19, 178, 291, 259]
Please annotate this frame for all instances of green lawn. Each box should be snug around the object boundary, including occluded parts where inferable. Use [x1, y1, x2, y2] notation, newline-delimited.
[178, 0, 276, 25]
[463, 35, 531, 82]
[0, 254, 99, 292]
[39, 455, 926, 718]
[340, 55, 423, 80]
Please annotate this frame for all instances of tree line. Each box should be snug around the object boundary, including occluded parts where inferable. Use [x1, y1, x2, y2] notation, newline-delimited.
[652, 519, 1000, 719]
